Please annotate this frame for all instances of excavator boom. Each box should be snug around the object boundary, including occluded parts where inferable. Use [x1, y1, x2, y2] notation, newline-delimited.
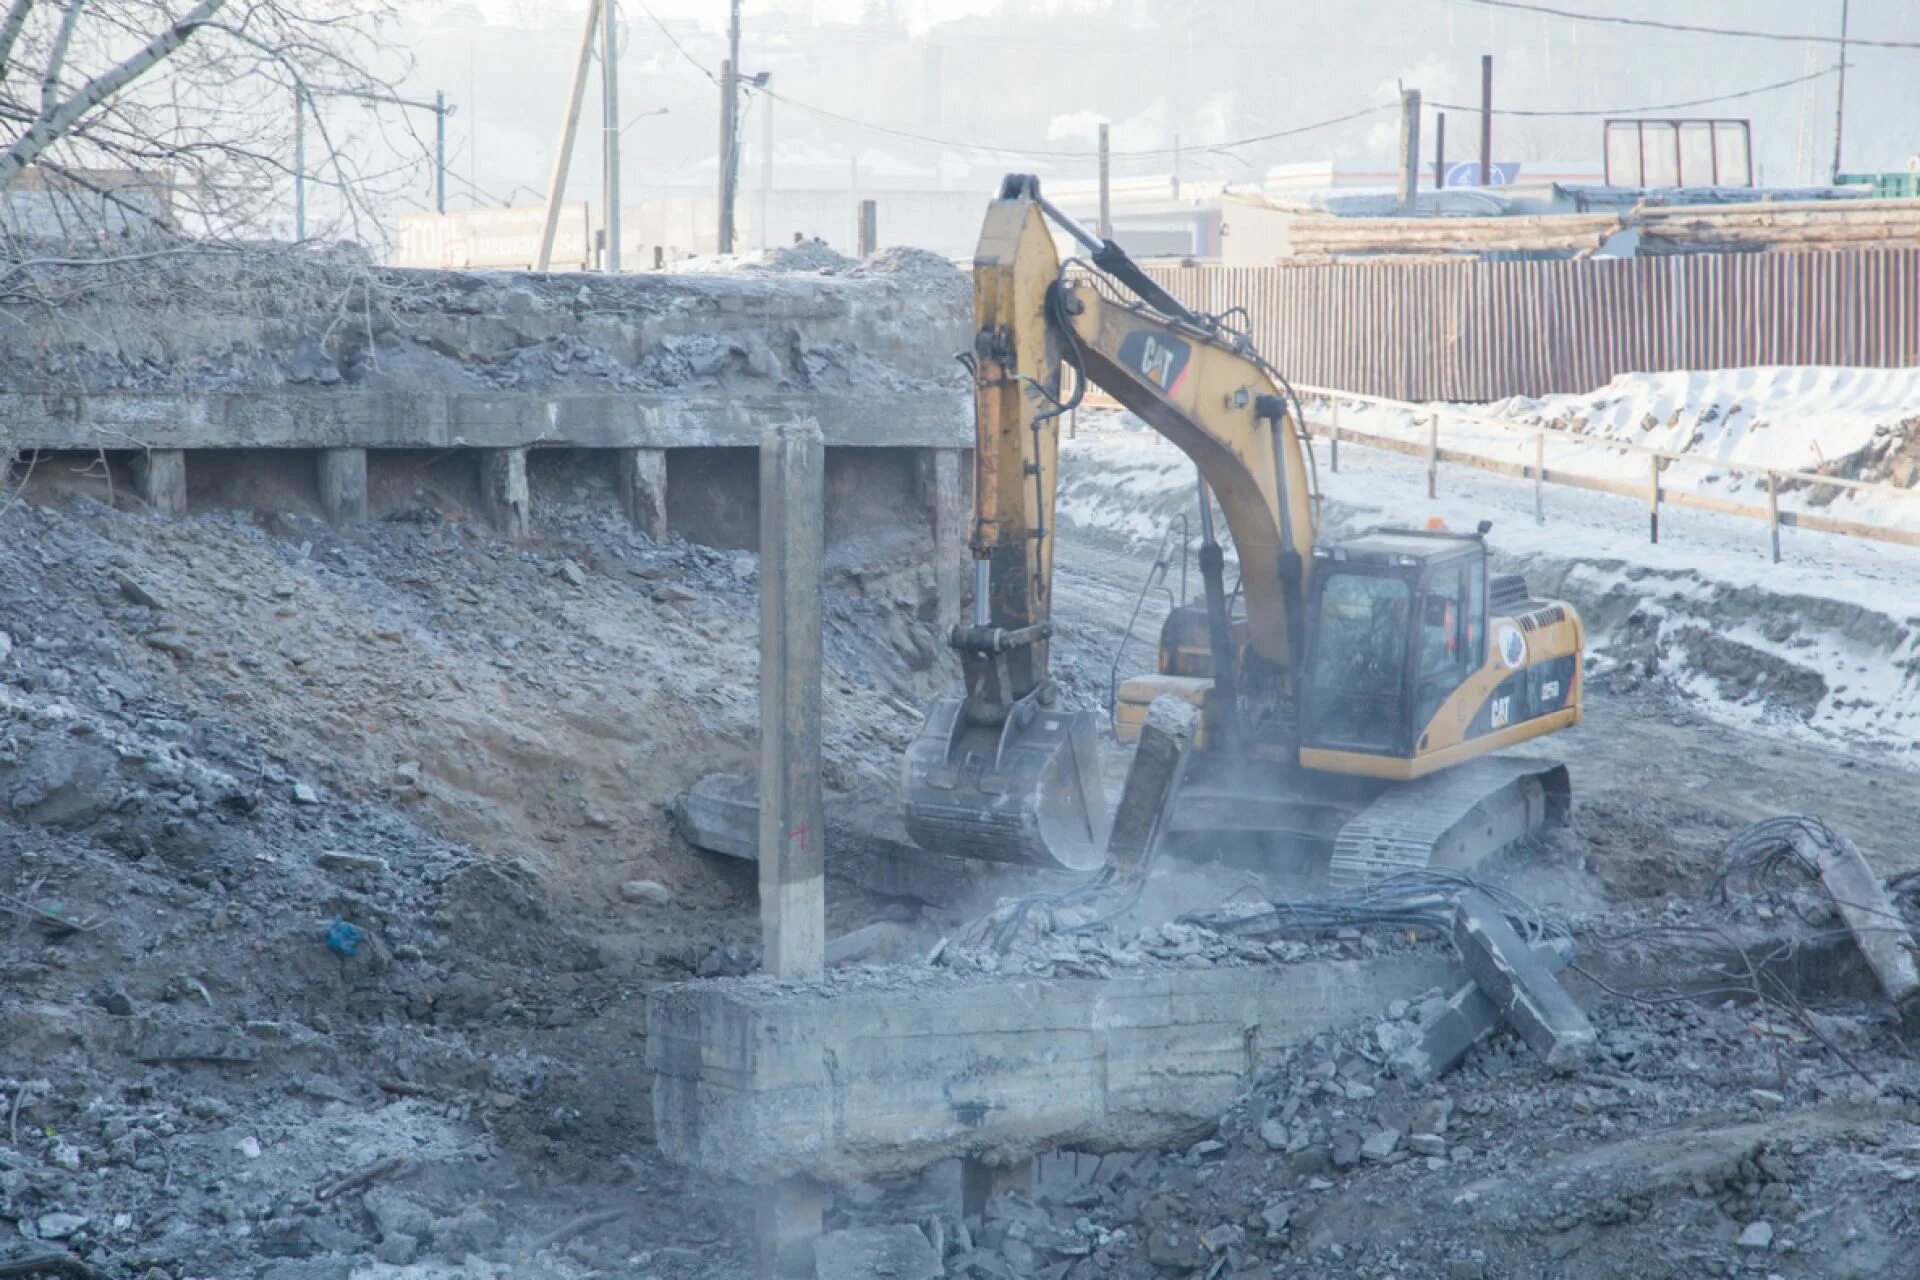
[904, 175, 1318, 869]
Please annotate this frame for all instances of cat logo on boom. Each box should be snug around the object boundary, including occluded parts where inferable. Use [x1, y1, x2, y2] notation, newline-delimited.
[1117, 330, 1191, 394]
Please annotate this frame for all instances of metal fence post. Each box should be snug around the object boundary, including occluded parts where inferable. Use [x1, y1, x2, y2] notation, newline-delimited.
[1766, 471, 1782, 563]
[1533, 431, 1545, 525]
[1648, 454, 1661, 544]
[1426, 414, 1439, 499]
[1329, 400, 1340, 473]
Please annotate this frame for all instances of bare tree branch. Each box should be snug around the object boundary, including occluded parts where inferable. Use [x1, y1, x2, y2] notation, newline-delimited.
[0, 0, 227, 189]
[38, 0, 84, 116]
[0, 0, 35, 84]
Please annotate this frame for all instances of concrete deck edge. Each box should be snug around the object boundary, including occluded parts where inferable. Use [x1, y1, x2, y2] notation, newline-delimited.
[0, 389, 969, 451]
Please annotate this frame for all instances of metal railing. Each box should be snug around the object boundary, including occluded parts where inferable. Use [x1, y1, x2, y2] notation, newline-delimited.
[1076, 384, 1920, 562]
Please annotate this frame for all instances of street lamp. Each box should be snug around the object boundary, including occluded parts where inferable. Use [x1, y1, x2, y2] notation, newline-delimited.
[622, 105, 669, 135]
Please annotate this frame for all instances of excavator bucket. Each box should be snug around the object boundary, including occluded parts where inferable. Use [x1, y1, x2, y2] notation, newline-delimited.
[901, 695, 1110, 872]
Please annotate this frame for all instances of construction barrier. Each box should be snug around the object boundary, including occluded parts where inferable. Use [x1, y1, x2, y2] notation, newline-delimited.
[1140, 248, 1920, 402]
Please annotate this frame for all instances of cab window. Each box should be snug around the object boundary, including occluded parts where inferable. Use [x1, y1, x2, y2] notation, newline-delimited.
[1304, 573, 1410, 751]
[1414, 566, 1469, 733]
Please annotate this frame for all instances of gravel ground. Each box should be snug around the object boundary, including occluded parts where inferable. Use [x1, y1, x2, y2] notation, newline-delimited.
[5, 421, 1920, 1278]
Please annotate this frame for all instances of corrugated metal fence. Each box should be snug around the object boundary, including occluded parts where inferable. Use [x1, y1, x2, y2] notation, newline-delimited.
[1143, 249, 1920, 401]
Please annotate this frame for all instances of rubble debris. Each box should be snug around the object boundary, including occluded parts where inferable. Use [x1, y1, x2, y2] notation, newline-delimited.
[1800, 826, 1920, 1026]
[618, 878, 675, 907]
[127, 1021, 260, 1065]
[812, 1224, 941, 1280]
[1392, 937, 1575, 1081]
[1451, 890, 1596, 1072]
[1104, 694, 1196, 873]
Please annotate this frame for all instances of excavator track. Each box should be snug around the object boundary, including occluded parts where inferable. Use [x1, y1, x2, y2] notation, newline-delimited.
[1326, 756, 1570, 891]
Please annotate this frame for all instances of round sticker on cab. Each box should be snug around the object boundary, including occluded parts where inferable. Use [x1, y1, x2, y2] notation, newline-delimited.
[1496, 622, 1527, 669]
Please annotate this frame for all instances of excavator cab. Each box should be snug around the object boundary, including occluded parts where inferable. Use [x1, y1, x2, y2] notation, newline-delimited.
[1300, 529, 1487, 758]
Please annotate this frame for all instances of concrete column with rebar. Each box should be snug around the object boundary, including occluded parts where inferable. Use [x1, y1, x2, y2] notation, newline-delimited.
[134, 449, 187, 516]
[482, 448, 530, 540]
[317, 448, 367, 526]
[618, 446, 668, 538]
[758, 420, 826, 980]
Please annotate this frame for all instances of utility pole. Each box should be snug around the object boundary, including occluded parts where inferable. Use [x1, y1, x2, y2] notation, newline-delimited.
[1397, 88, 1421, 213]
[718, 0, 743, 254]
[602, 0, 621, 272]
[1172, 131, 1181, 199]
[293, 86, 306, 239]
[1097, 122, 1111, 240]
[718, 59, 737, 253]
[539, 0, 602, 270]
[1434, 111, 1446, 190]
[1478, 55, 1493, 187]
[760, 92, 773, 250]
[435, 90, 448, 214]
[1831, 0, 1850, 182]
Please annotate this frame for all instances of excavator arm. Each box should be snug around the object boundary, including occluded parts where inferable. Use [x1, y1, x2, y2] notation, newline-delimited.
[903, 174, 1319, 869]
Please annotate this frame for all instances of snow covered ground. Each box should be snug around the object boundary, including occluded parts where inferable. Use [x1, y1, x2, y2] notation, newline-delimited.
[1312, 366, 1920, 533]
[1058, 374, 1920, 764]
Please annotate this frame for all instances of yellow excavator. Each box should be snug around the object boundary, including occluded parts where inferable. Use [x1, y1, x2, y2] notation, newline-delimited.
[902, 175, 1584, 887]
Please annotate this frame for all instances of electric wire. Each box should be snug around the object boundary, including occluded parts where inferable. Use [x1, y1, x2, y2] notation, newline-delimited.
[1429, 65, 1843, 117]
[1451, 0, 1920, 51]
[630, 0, 721, 84]
[757, 89, 1396, 161]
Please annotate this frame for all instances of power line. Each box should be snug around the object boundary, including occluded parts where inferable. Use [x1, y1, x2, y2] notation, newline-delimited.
[630, 0, 720, 85]
[1430, 65, 1842, 117]
[1452, 0, 1920, 51]
[757, 91, 1396, 160]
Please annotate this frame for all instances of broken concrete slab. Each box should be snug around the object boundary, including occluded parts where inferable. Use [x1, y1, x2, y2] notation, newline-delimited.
[649, 949, 1462, 1187]
[1106, 695, 1196, 874]
[1452, 893, 1595, 1073]
[1797, 830, 1920, 1031]
[813, 1225, 941, 1280]
[1393, 937, 1574, 1082]
[825, 922, 916, 968]
[670, 772, 1073, 906]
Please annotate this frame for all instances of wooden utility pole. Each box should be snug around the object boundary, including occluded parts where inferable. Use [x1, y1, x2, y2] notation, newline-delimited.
[537, 0, 602, 271]
[718, 0, 743, 253]
[1478, 55, 1493, 187]
[1097, 122, 1111, 240]
[759, 90, 772, 250]
[718, 60, 736, 252]
[293, 86, 305, 239]
[1831, 0, 1850, 182]
[1397, 89, 1421, 213]
[601, 0, 621, 271]
[856, 199, 876, 255]
[1434, 111, 1446, 190]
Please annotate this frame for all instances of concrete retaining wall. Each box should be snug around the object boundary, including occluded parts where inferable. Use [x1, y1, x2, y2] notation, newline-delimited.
[648, 952, 1458, 1187]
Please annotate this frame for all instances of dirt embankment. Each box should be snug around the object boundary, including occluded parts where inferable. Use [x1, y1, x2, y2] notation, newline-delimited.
[0, 456, 946, 1277]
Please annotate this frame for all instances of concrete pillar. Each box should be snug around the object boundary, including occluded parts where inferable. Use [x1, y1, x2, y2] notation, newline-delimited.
[481, 448, 530, 539]
[917, 446, 966, 624]
[757, 420, 825, 980]
[133, 449, 187, 516]
[962, 1157, 1032, 1220]
[756, 1178, 825, 1279]
[316, 447, 368, 525]
[617, 446, 667, 539]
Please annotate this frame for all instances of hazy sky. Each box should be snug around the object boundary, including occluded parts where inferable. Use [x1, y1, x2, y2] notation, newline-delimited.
[343, 0, 1918, 236]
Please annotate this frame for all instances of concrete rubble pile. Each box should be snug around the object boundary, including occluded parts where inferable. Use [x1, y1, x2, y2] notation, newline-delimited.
[656, 811, 1920, 1280]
